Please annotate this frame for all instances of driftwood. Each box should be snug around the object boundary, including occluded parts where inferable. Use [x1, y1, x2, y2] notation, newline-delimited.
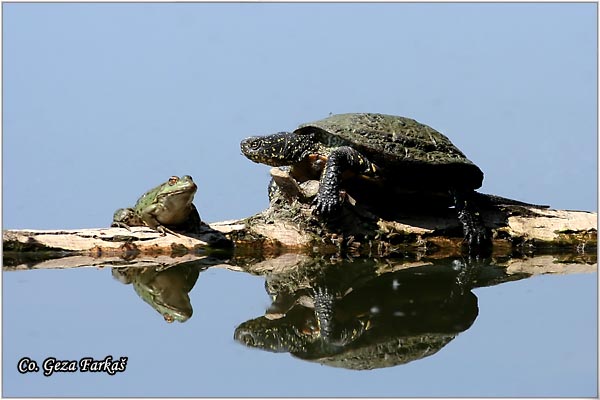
[2, 226, 223, 256]
[2, 164, 597, 271]
[3, 206, 597, 275]
[215, 205, 597, 257]
[2, 204, 597, 261]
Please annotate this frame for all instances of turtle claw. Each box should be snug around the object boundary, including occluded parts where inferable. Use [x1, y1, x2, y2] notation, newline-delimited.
[312, 193, 342, 216]
[312, 286, 334, 301]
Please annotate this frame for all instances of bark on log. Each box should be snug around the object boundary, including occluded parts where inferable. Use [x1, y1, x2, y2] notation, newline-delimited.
[2, 205, 597, 261]
[214, 205, 597, 258]
[2, 226, 230, 256]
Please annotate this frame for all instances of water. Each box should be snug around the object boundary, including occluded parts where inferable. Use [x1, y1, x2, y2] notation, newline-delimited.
[2, 254, 597, 397]
[3, 3, 596, 397]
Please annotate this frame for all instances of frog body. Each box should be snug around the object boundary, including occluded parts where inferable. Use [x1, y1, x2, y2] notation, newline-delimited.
[112, 175, 202, 235]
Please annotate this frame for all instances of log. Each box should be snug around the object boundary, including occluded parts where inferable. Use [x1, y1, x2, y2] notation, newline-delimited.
[2, 225, 232, 256]
[3, 205, 597, 261]
[214, 204, 597, 258]
[3, 206, 597, 256]
[3, 164, 597, 268]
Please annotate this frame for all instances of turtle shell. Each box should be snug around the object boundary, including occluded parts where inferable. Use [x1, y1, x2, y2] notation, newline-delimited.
[296, 113, 484, 191]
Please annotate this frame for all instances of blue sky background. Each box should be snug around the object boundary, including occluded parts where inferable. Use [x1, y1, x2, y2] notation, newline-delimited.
[2, 2, 597, 230]
[1, 3, 597, 397]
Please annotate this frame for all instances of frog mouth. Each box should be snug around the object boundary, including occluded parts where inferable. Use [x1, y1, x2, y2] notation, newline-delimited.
[156, 188, 196, 201]
[168, 184, 197, 195]
[172, 187, 195, 194]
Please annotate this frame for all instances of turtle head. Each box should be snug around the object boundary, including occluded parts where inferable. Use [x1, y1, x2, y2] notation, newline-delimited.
[241, 132, 316, 167]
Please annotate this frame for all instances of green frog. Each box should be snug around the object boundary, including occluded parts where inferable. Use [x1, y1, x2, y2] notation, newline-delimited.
[112, 175, 202, 235]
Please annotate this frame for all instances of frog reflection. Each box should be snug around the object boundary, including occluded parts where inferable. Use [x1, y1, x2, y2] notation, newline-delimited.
[235, 259, 480, 369]
[112, 261, 204, 323]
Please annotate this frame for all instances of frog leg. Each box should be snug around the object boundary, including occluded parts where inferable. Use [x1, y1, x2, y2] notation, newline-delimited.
[139, 208, 181, 237]
[313, 146, 379, 215]
[111, 221, 132, 231]
[111, 222, 132, 231]
[111, 208, 138, 231]
[155, 225, 182, 237]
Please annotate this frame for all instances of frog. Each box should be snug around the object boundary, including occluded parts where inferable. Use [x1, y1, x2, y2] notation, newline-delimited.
[112, 175, 202, 236]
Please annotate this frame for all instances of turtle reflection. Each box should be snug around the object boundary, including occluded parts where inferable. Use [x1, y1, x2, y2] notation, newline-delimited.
[235, 258, 480, 369]
[112, 261, 205, 323]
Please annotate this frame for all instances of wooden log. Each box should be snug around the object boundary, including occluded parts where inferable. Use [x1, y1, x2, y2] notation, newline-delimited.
[2, 225, 232, 257]
[213, 205, 597, 258]
[3, 175, 597, 265]
[3, 205, 597, 259]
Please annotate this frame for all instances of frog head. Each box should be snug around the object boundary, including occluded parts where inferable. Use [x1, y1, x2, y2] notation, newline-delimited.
[156, 175, 197, 204]
[134, 175, 197, 216]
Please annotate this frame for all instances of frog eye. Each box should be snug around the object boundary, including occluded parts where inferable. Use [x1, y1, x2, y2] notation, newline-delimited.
[168, 176, 179, 185]
[163, 314, 175, 323]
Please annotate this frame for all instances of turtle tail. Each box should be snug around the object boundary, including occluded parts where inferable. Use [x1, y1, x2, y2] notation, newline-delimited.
[474, 192, 549, 208]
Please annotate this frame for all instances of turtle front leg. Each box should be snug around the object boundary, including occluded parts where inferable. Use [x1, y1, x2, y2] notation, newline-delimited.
[312, 286, 336, 340]
[313, 146, 378, 215]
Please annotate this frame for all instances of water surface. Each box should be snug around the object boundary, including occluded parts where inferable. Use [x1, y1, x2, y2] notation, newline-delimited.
[2, 255, 597, 397]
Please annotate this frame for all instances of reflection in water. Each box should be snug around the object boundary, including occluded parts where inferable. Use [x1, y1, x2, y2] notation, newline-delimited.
[235, 258, 482, 369]
[112, 261, 206, 323]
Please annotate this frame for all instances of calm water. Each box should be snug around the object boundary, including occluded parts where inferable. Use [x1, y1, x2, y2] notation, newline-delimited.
[3, 3, 596, 397]
[2, 254, 597, 397]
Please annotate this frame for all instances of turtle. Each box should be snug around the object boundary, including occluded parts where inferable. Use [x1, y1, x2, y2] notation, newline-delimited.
[240, 112, 489, 252]
[234, 258, 480, 369]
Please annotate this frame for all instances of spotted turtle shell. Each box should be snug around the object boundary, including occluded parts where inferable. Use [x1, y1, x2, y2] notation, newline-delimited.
[296, 113, 483, 191]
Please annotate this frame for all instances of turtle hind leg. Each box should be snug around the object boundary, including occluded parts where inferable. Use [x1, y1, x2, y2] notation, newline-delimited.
[453, 189, 492, 256]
